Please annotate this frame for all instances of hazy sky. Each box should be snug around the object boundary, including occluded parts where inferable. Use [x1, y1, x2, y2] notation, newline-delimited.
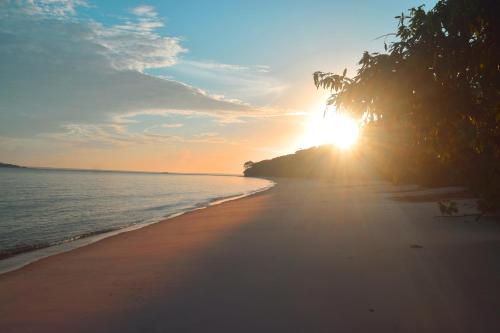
[0, 0, 435, 173]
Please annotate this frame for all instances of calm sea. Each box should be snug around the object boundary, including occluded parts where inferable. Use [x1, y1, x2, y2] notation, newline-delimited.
[0, 167, 273, 273]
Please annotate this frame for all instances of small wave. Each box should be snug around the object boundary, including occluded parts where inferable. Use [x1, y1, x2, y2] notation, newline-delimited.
[141, 202, 181, 212]
[0, 227, 121, 260]
[0, 243, 52, 260]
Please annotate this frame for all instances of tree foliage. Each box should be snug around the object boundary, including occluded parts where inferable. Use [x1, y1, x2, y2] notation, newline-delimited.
[243, 161, 254, 169]
[314, 0, 500, 211]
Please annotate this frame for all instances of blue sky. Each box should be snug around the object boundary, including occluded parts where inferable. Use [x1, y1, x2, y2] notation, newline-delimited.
[0, 0, 435, 173]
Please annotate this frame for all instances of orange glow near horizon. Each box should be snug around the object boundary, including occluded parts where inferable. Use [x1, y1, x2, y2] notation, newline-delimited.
[296, 107, 360, 151]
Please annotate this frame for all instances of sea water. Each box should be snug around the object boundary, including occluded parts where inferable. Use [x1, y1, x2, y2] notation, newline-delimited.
[0, 167, 273, 273]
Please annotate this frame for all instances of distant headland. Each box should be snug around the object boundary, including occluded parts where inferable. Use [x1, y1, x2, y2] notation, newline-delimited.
[0, 162, 26, 169]
[242, 145, 374, 181]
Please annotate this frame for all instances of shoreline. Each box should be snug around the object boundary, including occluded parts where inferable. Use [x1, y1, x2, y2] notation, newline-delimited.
[1, 178, 500, 332]
[0, 179, 275, 275]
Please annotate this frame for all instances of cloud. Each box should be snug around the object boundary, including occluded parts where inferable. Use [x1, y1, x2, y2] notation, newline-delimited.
[42, 123, 231, 149]
[91, 22, 185, 71]
[0, 2, 252, 139]
[14, 0, 89, 17]
[182, 60, 254, 72]
[193, 132, 219, 138]
[179, 61, 271, 74]
[130, 5, 157, 18]
[162, 123, 184, 128]
[169, 59, 287, 103]
[0, 0, 301, 159]
[115, 4, 164, 34]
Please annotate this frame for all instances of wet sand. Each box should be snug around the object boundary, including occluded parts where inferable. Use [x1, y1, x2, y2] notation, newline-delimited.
[1, 179, 500, 332]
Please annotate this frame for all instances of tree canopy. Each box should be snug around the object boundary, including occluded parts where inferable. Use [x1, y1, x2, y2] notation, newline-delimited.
[313, 0, 500, 211]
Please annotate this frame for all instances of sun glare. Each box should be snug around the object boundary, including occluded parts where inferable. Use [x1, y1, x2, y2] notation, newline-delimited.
[328, 113, 360, 149]
[298, 109, 360, 150]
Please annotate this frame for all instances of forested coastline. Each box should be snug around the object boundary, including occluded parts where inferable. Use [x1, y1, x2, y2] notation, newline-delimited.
[245, 0, 499, 213]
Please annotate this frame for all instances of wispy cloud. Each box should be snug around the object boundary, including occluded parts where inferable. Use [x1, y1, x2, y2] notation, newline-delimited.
[12, 0, 89, 17]
[92, 22, 185, 71]
[181, 60, 268, 73]
[162, 123, 184, 128]
[193, 132, 219, 138]
[169, 59, 287, 103]
[112, 4, 164, 34]
[42, 123, 232, 149]
[130, 5, 157, 18]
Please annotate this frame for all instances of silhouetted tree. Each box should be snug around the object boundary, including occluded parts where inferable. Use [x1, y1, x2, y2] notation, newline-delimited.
[313, 0, 500, 211]
[243, 161, 254, 170]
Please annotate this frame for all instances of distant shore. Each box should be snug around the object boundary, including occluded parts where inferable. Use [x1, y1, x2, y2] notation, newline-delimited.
[1, 179, 500, 332]
[0, 162, 26, 169]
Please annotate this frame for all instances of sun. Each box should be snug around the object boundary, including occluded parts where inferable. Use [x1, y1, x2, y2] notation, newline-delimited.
[297, 109, 360, 150]
[327, 113, 360, 150]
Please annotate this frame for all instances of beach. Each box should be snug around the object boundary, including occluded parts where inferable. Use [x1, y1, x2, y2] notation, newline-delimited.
[1, 178, 500, 332]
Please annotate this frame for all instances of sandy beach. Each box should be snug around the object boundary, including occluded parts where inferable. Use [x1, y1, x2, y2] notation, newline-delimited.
[1, 179, 500, 332]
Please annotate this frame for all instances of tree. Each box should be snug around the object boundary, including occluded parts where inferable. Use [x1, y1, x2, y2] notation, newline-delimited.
[243, 161, 254, 170]
[314, 0, 500, 211]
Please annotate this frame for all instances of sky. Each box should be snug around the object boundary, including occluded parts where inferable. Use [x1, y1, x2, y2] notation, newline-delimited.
[0, 0, 435, 173]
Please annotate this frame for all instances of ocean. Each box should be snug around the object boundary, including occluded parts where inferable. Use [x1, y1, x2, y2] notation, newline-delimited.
[0, 167, 273, 273]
